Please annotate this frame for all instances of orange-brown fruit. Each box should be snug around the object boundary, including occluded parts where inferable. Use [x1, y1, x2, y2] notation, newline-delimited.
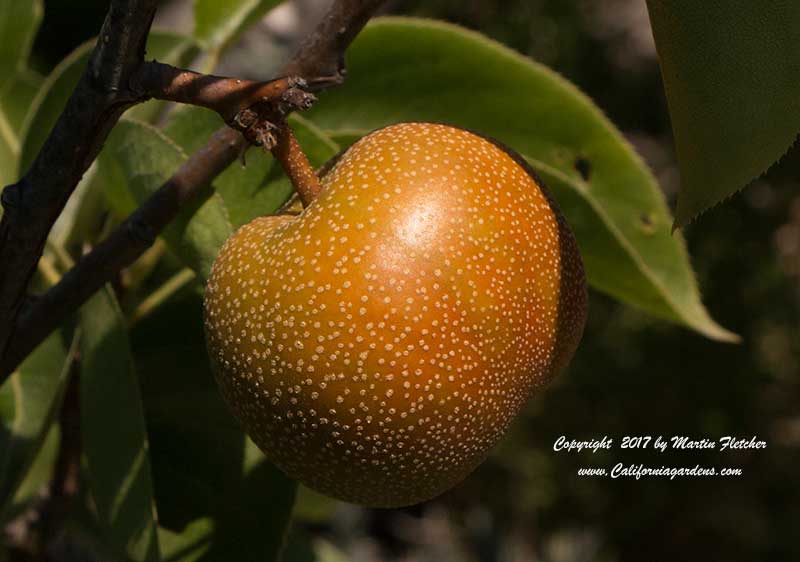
[203, 122, 587, 507]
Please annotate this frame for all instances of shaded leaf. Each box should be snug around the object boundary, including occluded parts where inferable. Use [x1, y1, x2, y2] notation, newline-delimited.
[304, 17, 735, 341]
[18, 41, 93, 178]
[79, 286, 160, 562]
[132, 296, 296, 562]
[646, 1, 800, 225]
[0, 0, 42, 187]
[281, 528, 351, 562]
[0, 110, 17, 187]
[1, 70, 42, 133]
[0, 332, 71, 518]
[49, 164, 106, 251]
[98, 119, 233, 280]
[293, 486, 337, 524]
[280, 528, 317, 562]
[0, 0, 41, 93]
[158, 519, 214, 562]
[312, 539, 351, 562]
[5, 424, 60, 519]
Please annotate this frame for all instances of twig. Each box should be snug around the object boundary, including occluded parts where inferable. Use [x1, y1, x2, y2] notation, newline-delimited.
[0, 0, 389, 379]
[1, 128, 242, 376]
[270, 121, 323, 206]
[131, 62, 315, 126]
[0, 0, 159, 361]
[283, 0, 389, 90]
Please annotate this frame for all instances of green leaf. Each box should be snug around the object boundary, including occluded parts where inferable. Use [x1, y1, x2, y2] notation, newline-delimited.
[98, 118, 234, 280]
[292, 486, 337, 524]
[132, 296, 296, 562]
[0, 0, 42, 93]
[312, 539, 351, 562]
[49, 164, 106, 251]
[304, 17, 735, 341]
[164, 106, 339, 227]
[158, 519, 214, 562]
[193, 0, 281, 52]
[79, 286, 160, 562]
[0, 0, 43, 187]
[18, 41, 93, 178]
[1, 70, 43, 133]
[0, 95, 21, 186]
[6, 424, 60, 518]
[98, 107, 336, 284]
[0, 331, 71, 519]
[145, 31, 203, 72]
[19, 31, 199, 178]
[280, 528, 316, 562]
[646, 1, 800, 225]
[281, 530, 349, 562]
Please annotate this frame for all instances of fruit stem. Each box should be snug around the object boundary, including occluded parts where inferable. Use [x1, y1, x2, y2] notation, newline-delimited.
[270, 121, 322, 207]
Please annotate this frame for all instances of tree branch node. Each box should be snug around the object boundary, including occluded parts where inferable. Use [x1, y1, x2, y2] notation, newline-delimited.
[1, 181, 27, 215]
[0, 0, 389, 379]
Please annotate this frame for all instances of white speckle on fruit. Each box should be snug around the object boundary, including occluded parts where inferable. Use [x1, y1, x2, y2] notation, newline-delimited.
[203, 123, 586, 508]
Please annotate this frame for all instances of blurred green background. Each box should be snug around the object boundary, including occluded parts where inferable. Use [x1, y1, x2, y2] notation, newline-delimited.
[20, 0, 800, 561]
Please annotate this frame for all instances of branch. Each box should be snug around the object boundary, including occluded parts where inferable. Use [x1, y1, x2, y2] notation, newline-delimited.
[131, 62, 315, 125]
[283, 0, 389, 90]
[0, 0, 389, 379]
[0, 0, 159, 360]
[1, 128, 242, 376]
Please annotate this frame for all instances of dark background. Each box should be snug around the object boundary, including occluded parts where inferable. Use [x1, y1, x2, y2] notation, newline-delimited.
[30, 1, 800, 561]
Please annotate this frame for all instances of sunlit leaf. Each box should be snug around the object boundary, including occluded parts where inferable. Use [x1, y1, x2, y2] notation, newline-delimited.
[304, 17, 735, 341]
[98, 119, 233, 280]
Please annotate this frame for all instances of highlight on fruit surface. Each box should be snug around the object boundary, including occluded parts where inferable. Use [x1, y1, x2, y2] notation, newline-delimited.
[203, 122, 587, 507]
